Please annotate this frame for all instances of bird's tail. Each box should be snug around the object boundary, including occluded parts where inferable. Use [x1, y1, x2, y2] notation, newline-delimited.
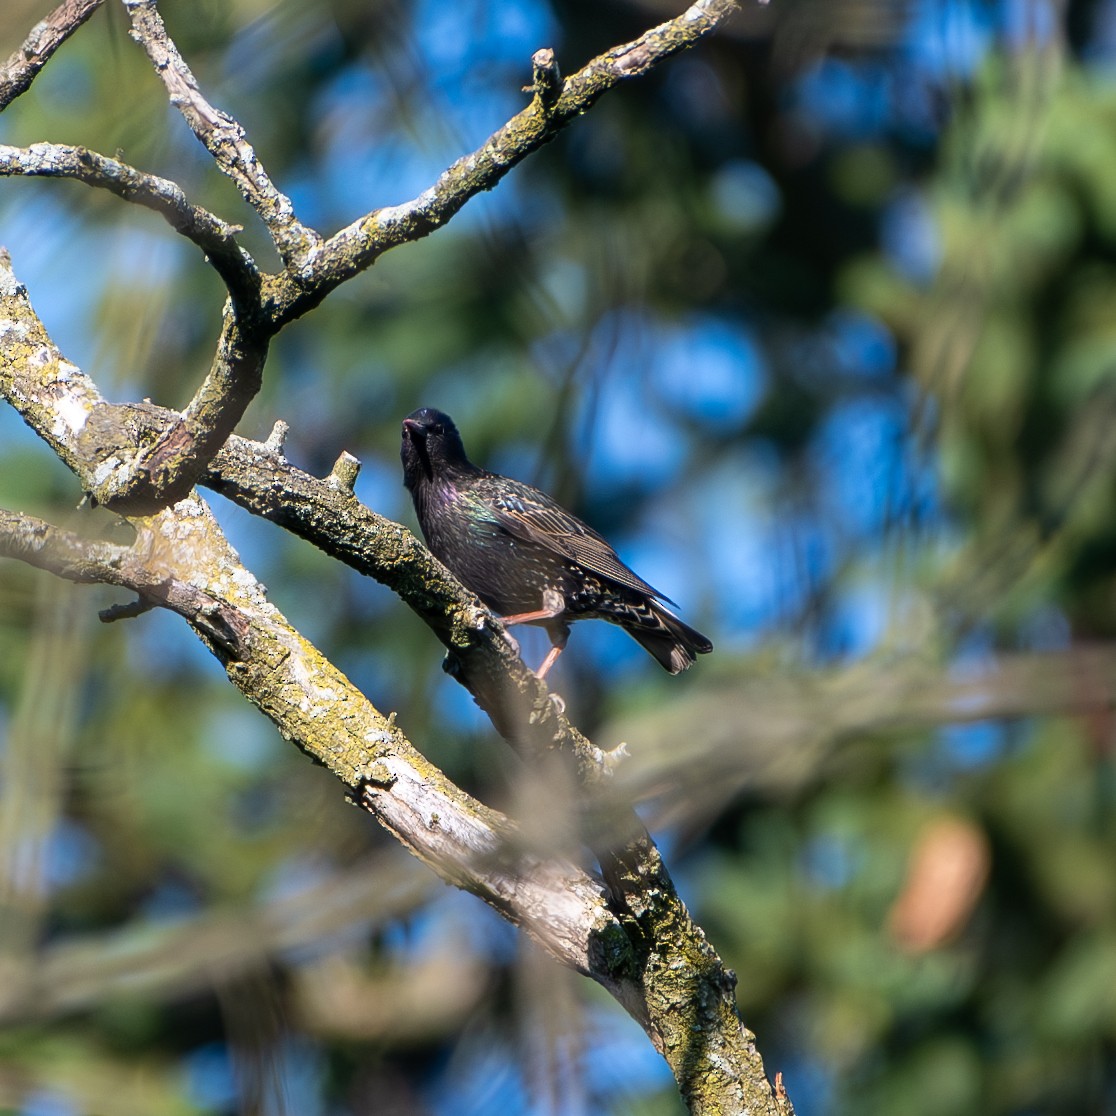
[624, 600, 713, 674]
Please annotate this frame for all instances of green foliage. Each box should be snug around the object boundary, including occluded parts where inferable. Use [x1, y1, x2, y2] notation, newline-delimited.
[5, 1, 1116, 1113]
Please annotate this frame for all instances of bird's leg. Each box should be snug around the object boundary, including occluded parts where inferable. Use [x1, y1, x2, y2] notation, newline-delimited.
[535, 629, 568, 680]
[499, 588, 566, 628]
[498, 591, 569, 681]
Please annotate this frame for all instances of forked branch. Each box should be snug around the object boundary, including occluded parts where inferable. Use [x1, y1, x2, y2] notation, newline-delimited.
[121, 0, 321, 271]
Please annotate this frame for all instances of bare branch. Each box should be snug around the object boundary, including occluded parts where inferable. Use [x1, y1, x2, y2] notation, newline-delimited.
[0, 332, 781, 1116]
[199, 430, 785, 1112]
[0, 250, 176, 509]
[0, 508, 132, 582]
[267, 0, 746, 325]
[203, 430, 619, 786]
[0, 251, 106, 480]
[610, 643, 1116, 831]
[0, 0, 104, 111]
[0, 246, 268, 515]
[120, 0, 321, 271]
[0, 4, 797, 1105]
[0, 501, 621, 984]
[0, 142, 258, 302]
[3, 2, 751, 510]
[176, 306, 270, 479]
[0, 491, 790, 1113]
[523, 47, 562, 108]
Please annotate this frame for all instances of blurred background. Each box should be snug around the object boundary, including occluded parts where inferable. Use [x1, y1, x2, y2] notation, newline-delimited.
[3, 0, 1116, 1112]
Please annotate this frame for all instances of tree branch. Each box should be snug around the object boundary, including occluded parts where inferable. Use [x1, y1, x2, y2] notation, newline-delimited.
[0, 142, 258, 302]
[266, 0, 747, 325]
[0, 259, 792, 1111]
[0, 491, 789, 1113]
[608, 643, 1116, 831]
[200, 426, 786, 1114]
[120, 0, 321, 272]
[0, 245, 271, 517]
[0, 0, 105, 110]
[0, 850, 434, 1025]
[0, 502, 624, 986]
[2, 1, 753, 513]
[205, 426, 623, 783]
[0, 2, 798, 1106]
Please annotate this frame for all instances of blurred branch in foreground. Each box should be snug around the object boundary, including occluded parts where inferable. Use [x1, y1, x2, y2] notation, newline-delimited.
[610, 644, 1116, 826]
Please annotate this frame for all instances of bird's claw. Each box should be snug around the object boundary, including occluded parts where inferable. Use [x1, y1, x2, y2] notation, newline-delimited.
[498, 626, 521, 655]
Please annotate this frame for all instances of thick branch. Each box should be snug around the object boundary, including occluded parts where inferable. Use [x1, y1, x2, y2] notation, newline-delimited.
[1, 243, 790, 1113]
[120, 0, 320, 271]
[200, 429, 785, 1114]
[177, 305, 270, 479]
[0, 246, 269, 516]
[0, 3, 794, 1103]
[0, 0, 104, 110]
[0, 494, 787, 1112]
[0, 502, 624, 986]
[206, 427, 621, 784]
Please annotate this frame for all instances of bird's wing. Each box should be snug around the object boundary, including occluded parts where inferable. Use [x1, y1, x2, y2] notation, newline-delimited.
[486, 482, 674, 603]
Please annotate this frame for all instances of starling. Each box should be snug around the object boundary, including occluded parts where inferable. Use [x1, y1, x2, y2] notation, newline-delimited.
[400, 407, 713, 678]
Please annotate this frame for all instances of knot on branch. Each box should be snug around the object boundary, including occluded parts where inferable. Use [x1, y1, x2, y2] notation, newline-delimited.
[327, 451, 361, 492]
[77, 401, 204, 515]
[524, 47, 562, 111]
[264, 419, 289, 455]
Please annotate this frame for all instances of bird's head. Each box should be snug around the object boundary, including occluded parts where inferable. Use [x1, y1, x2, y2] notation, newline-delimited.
[401, 408, 472, 488]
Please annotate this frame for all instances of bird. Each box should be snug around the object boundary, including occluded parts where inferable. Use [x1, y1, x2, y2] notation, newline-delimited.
[400, 407, 713, 678]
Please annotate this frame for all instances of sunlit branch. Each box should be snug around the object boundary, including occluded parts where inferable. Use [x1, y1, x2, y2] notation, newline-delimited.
[266, 0, 748, 325]
[120, 0, 321, 271]
[204, 425, 622, 786]
[0, 264, 789, 1106]
[200, 422, 783, 1111]
[0, 243, 268, 517]
[0, 0, 799, 1101]
[0, 142, 258, 302]
[0, 502, 622, 986]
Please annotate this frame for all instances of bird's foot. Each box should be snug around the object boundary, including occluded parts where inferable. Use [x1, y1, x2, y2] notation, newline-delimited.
[495, 625, 521, 656]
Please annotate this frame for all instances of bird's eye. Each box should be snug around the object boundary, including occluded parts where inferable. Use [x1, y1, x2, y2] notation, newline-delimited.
[430, 424, 444, 435]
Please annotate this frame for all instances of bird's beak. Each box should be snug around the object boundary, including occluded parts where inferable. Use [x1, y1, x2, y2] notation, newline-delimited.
[402, 418, 424, 440]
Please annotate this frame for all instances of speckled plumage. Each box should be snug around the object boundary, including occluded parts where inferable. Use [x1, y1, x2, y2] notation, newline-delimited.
[400, 407, 713, 677]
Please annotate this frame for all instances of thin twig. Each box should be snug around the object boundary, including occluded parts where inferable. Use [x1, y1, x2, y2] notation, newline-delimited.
[120, 0, 321, 271]
[267, 0, 744, 327]
[0, 0, 105, 111]
[0, 142, 258, 302]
